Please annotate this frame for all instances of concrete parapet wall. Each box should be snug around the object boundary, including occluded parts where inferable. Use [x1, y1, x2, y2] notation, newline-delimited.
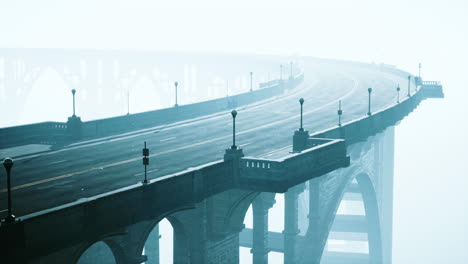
[0, 73, 303, 149]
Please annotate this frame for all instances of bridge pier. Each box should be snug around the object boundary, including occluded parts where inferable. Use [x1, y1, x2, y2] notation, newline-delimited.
[144, 224, 160, 264]
[251, 193, 275, 264]
[306, 177, 323, 264]
[283, 184, 305, 264]
[167, 189, 257, 263]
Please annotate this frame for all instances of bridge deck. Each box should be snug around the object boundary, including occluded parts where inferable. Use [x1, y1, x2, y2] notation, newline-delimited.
[0, 59, 437, 219]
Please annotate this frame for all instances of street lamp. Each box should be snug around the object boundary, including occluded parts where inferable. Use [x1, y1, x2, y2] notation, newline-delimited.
[2, 158, 15, 224]
[231, 110, 238, 149]
[367, 88, 373, 116]
[419, 63, 421, 78]
[250, 72, 253, 92]
[299, 98, 304, 131]
[290, 61, 293, 78]
[174, 81, 179, 107]
[397, 85, 401, 103]
[71, 89, 76, 117]
[127, 88, 130, 115]
[337, 100, 343, 127]
[407, 75, 411, 97]
[226, 80, 229, 97]
[280, 64, 283, 81]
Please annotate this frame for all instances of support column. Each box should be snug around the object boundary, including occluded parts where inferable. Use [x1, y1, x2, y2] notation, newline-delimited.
[307, 178, 322, 264]
[380, 127, 395, 264]
[251, 193, 275, 264]
[145, 224, 160, 264]
[283, 187, 301, 264]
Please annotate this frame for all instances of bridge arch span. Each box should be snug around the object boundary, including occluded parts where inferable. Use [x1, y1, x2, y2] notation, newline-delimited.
[354, 172, 383, 264]
[317, 171, 383, 264]
[74, 239, 117, 264]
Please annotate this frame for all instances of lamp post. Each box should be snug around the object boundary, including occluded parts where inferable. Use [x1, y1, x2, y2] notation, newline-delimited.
[290, 61, 293, 78]
[226, 80, 229, 97]
[397, 85, 401, 103]
[231, 110, 238, 149]
[367, 88, 373, 116]
[338, 100, 343, 127]
[3, 158, 15, 223]
[250, 72, 253, 92]
[126, 88, 130, 115]
[71, 89, 76, 117]
[280, 64, 283, 81]
[419, 63, 421, 78]
[299, 98, 304, 131]
[407, 75, 411, 97]
[174, 81, 179, 107]
[142, 142, 149, 184]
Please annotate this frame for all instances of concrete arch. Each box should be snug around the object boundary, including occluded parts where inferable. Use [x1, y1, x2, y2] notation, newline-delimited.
[355, 172, 383, 264]
[319, 172, 383, 264]
[226, 191, 260, 233]
[296, 169, 383, 264]
[74, 239, 118, 264]
[135, 207, 194, 264]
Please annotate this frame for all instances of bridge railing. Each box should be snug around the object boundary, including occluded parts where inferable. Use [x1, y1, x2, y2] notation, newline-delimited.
[280, 139, 347, 171]
[0, 70, 305, 149]
[0, 121, 68, 148]
[241, 158, 282, 171]
[422, 81, 441, 86]
[240, 138, 346, 179]
[310, 78, 443, 145]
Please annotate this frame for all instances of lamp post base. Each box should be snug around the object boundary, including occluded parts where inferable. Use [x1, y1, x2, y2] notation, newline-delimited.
[224, 148, 244, 161]
[3, 214, 15, 224]
[293, 130, 309, 152]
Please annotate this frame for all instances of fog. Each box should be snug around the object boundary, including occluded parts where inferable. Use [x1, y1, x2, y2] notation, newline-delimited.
[1, 0, 467, 263]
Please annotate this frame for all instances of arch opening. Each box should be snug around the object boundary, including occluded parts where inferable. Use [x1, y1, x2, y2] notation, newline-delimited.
[239, 192, 286, 264]
[323, 173, 383, 263]
[142, 218, 174, 264]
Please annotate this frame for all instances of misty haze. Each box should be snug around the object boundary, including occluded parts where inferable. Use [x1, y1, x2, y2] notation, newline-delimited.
[0, 1, 466, 264]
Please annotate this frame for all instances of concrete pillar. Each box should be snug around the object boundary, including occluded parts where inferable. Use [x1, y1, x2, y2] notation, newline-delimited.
[356, 173, 383, 264]
[379, 127, 395, 264]
[283, 187, 301, 264]
[251, 194, 271, 264]
[206, 233, 240, 264]
[145, 224, 160, 264]
[307, 178, 322, 264]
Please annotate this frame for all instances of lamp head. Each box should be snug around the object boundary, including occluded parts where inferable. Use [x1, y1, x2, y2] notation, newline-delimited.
[3, 158, 13, 171]
[231, 110, 237, 119]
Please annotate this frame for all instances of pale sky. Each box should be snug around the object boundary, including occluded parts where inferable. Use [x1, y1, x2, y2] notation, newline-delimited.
[1, 0, 467, 76]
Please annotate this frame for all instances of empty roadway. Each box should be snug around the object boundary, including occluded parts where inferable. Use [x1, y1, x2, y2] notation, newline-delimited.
[0, 59, 411, 218]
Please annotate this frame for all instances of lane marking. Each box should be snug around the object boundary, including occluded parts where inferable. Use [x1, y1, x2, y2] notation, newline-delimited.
[160, 137, 176, 142]
[258, 145, 292, 158]
[134, 169, 159, 177]
[0, 78, 359, 193]
[240, 142, 252, 147]
[15, 78, 315, 162]
[0, 209, 7, 213]
[46, 160, 67, 165]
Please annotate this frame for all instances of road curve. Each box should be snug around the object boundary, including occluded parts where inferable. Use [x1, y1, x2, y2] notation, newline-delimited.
[0, 58, 411, 218]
